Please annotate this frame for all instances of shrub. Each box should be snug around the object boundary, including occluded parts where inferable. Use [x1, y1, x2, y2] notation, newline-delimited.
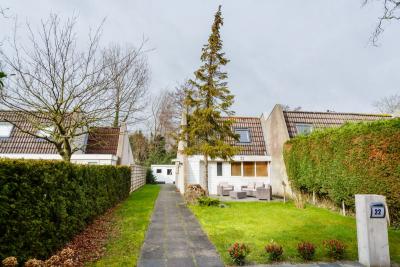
[297, 241, 316, 261]
[323, 239, 346, 260]
[146, 168, 157, 184]
[197, 196, 220, 206]
[265, 242, 283, 261]
[0, 159, 131, 263]
[2, 257, 18, 267]
[227, 243, 250, 266]
[284, 118, 400, 226]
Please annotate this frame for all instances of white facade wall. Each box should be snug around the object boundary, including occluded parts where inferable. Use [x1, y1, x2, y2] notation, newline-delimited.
[0, 153, 118, 165]
[151, 165, 176, 183]
[180, 155, 272, 195]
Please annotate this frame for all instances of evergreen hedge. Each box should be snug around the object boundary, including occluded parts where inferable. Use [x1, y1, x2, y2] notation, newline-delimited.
[283, 118, 400, 226]
[0, 159, 131, 262]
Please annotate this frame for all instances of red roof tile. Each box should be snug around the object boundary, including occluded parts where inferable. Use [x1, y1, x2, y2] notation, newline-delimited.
[222, 117, 267, 156]
[283, 111, 391, 138]
[85, 127, 120, 155]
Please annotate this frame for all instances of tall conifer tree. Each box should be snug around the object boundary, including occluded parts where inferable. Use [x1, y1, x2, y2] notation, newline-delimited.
[182, 5, 239, 194]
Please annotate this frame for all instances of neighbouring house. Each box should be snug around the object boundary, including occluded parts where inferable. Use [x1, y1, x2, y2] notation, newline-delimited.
[0, 111, 134, 165]
[151, 164, 176, 184]
[262, 104, 392, 197]
[175, 115, 272, 195]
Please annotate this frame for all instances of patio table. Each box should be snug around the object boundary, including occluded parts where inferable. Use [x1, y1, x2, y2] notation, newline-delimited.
[229, 191, 247, 199]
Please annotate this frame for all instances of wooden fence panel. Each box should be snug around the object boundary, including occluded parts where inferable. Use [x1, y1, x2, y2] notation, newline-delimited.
[130, 164, 146, 192]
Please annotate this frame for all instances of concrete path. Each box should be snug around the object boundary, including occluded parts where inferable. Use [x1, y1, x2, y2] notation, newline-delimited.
[138, 184, 224, 267]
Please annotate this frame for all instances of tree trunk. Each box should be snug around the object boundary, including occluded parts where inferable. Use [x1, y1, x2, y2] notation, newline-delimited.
[312, 190, 316, 205]
[204, 154, 209, 195]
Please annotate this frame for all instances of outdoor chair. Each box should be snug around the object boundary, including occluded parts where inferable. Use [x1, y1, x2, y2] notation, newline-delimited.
[241, 182, 265, 197]
[217, 182, 234, 196]
[256, 185, 272, 200]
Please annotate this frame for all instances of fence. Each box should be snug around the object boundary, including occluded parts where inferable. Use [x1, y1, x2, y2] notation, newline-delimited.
[130, 164, 146, 192]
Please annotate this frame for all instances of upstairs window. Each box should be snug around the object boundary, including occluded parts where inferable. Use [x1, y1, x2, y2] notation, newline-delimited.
[0, 122, 13, 138]
[37, 126, 54, 139]
[235, 128, 250, 143]
[295, 123, 313, 135]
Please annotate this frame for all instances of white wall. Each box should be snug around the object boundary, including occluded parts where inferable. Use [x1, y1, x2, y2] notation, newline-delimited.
[182, 155, 271, 195]
[208, 161, 271, 195]
[151, 165, 176, 183]
[0, 153, 118, 165]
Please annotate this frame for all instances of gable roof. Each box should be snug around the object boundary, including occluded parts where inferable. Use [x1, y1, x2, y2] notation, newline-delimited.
[85, 127, 120, 155]
[223, 116, 267, 156]
[283, 110, 391, 138]
[0, 111, 58, 154]
[0, 110, 121, 155]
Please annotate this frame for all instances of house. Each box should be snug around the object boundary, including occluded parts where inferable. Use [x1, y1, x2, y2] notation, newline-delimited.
[151, 164, 176, 184]
[262, 104, 392, 197]
[0, 111, 134, 166]
[175, 115, 272, 195]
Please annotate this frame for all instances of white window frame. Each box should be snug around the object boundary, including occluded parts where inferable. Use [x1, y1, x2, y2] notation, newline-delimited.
[235, 128, 251, 143]
[0, 122, 14, 138]
[295, 123, 313, 135]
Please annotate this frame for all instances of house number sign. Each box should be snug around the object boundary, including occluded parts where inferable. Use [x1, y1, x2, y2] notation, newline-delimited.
[370, 202, 385, 219]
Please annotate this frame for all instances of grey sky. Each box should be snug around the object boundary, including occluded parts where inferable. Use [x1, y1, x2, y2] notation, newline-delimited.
[1, 0, 399, 119]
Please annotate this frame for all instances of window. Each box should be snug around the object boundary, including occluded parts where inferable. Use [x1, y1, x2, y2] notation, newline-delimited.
[243, 162, 255, 176]
[156, 169, 162, 173]
[231, 162, 241, 176]
[217, 162, 223, 176]
[37, 126, 54, 138]
[0, 122, 13, 138]
[295, 123, 313, 135]
[235, 128, 250, 143]
[256, 162, 268, 177]
[167, 169, 172, 175]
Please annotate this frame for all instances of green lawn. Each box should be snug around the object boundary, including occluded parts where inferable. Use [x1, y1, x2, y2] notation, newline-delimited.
[88, 185, 160, 267]
[190, 201, 400, 265]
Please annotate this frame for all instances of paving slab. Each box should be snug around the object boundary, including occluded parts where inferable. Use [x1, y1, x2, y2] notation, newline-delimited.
[138, 184, 224, 267]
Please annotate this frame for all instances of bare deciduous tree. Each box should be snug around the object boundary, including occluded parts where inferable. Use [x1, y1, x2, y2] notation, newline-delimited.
[148, 81, 190, 149]
[363, 0, 400, 44]
[0, 14, 114, 161]
[103, 43, 150, 127]
[373, 94, 400, 113]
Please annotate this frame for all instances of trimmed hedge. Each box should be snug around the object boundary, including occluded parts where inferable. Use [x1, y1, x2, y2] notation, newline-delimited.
[0, 159, 131, 262]
[283, 118, 400, 226]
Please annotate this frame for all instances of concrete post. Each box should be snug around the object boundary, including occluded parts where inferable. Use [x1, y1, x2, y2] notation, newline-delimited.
[355, 194, 390, 267]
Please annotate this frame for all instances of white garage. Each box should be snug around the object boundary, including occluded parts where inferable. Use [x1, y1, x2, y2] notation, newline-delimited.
[151, 164, 176, 184]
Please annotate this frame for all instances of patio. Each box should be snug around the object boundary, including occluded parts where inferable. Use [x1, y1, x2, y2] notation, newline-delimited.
[213, 182, 277, 202]
[210, 194, 282, 202]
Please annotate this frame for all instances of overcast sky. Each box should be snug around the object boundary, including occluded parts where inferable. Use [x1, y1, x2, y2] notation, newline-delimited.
[1, 0, 399, 119]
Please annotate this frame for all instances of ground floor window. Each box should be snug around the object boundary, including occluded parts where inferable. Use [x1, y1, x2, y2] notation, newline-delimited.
[217, 162, 223, 176]
[156, 169, 162, 173]
[231, 162, 242, 176]
[243, 162, 255, 176]
[256, 162, 268, 176]
[167, 169, 172, 175]
[230, 161, 269, 177]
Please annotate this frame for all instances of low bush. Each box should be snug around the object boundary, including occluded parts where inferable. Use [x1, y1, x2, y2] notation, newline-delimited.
[284, 118, 400, 226]
[323, 239, 346, 260]
[197, 196, 220, 207]
[0, 159, 131, 263]
[145, 168, 157, 184]
[2, 257, 18, 267]
[228, 242, 250, 266]
[265, 242, 283, 261]
[297, 241, 316, 261]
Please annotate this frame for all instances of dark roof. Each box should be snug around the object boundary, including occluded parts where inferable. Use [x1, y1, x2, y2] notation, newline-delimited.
[283, 110, 391, 138]
[0, 111, 58, 154]
[223, 117, 267, 156]
[85, 127, 120, 155]
[0, 110, 121, 155]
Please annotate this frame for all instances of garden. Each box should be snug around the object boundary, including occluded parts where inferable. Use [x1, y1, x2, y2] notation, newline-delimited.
[190, 201, 400, 265]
